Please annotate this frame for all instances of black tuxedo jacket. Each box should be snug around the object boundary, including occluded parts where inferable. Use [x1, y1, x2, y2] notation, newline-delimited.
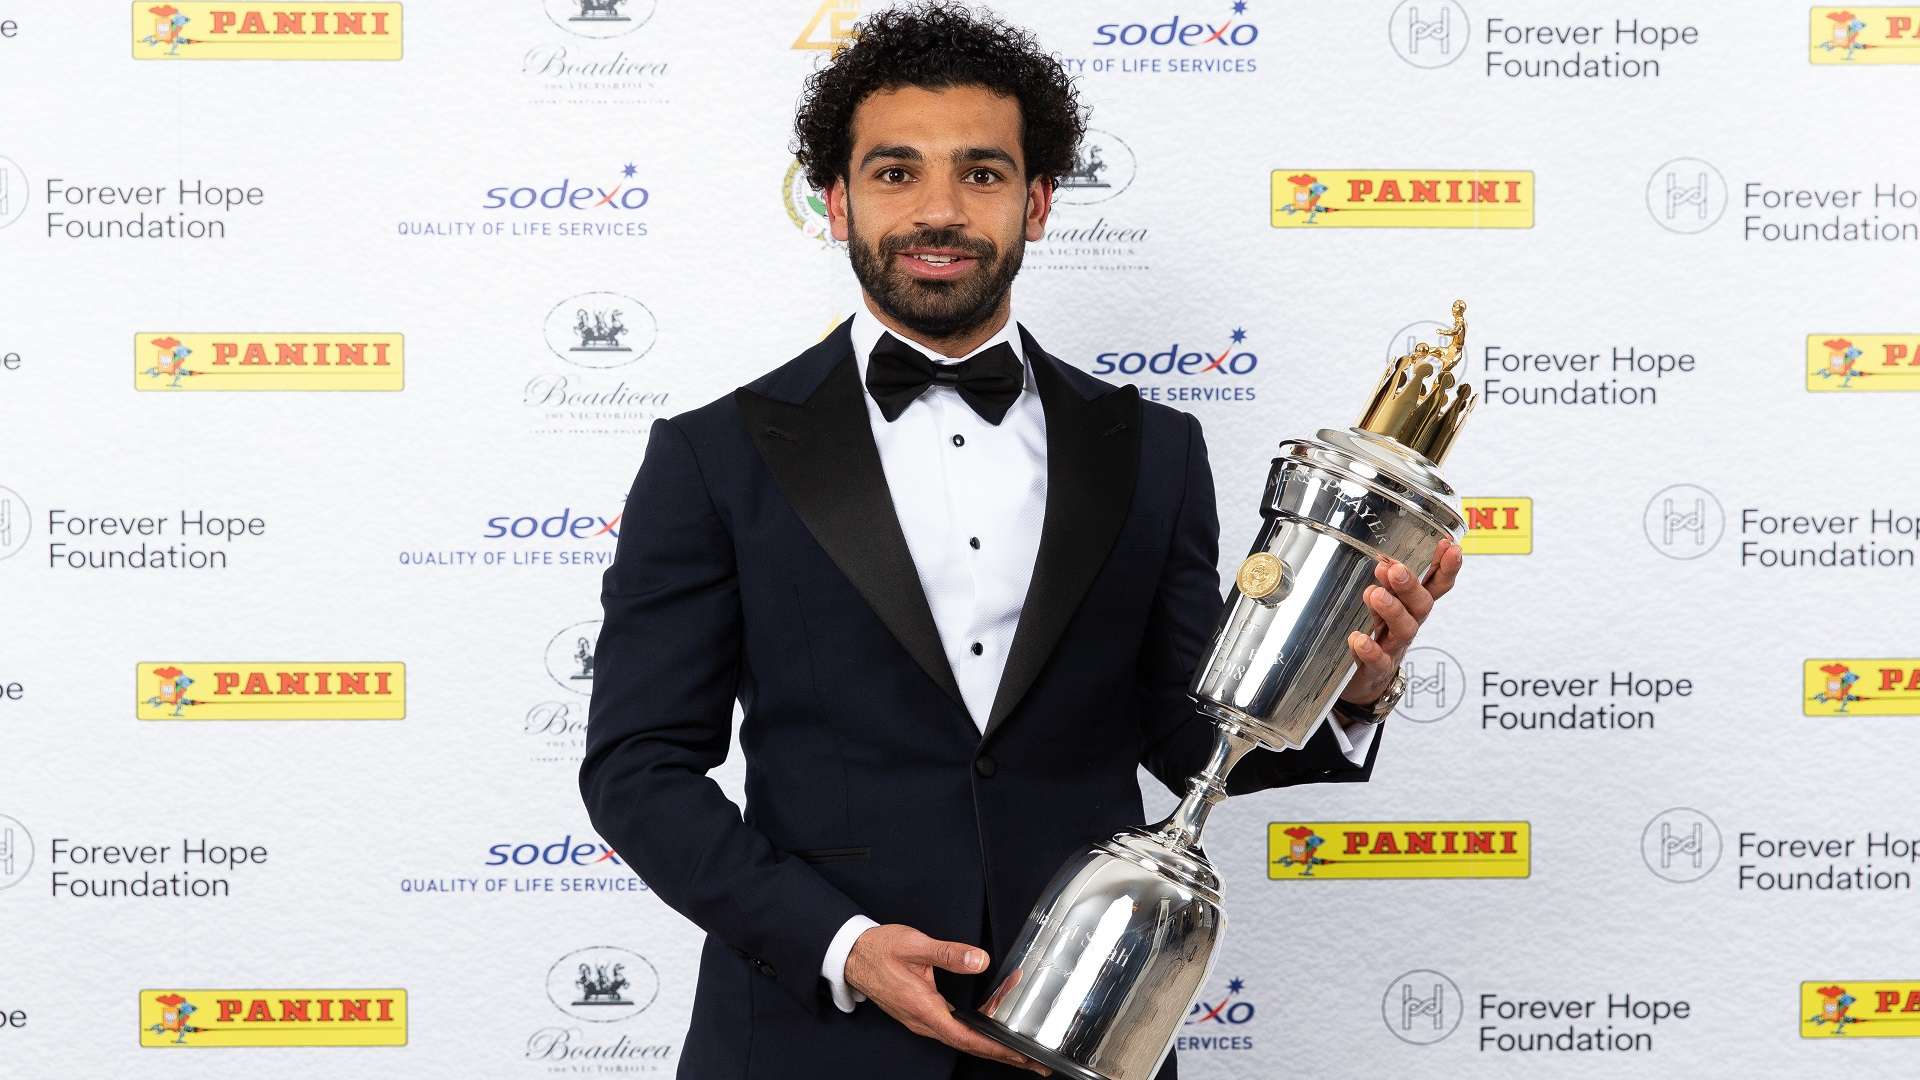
[579, 319, 1382, 1080]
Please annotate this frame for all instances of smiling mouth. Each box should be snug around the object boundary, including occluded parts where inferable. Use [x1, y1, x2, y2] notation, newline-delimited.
[901, 252, 974, 266]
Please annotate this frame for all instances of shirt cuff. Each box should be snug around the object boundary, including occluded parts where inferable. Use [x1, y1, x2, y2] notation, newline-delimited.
[1328, 706, 1383, 766]
[822, 914, 880, 1014]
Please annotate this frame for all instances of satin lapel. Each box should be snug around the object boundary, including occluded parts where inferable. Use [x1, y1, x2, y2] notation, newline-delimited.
[982, 341, 1143, 741]
[735, 354, 971, 726]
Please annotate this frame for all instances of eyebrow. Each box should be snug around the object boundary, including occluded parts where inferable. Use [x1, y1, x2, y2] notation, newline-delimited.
[859, 144, 1019, 171]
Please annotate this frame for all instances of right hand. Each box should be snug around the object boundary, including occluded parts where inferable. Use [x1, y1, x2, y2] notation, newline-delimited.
[844, 923, 1050, 1075]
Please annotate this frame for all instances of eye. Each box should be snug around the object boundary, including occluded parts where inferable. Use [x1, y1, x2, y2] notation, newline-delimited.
[965, 168, 1003, 184]
[877, 166, 911, 184]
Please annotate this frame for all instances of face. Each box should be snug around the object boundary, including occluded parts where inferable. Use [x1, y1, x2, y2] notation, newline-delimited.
[827, 83, 1051, 341]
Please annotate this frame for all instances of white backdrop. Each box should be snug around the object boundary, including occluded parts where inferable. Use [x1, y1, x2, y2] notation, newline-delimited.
[3, 2, 1920, 1077]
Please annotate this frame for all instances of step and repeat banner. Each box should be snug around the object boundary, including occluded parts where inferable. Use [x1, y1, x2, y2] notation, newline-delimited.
[2, 2, 1918, 1078]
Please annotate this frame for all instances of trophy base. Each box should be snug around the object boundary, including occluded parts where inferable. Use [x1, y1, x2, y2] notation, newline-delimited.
[955, 1008, 1110, 1080]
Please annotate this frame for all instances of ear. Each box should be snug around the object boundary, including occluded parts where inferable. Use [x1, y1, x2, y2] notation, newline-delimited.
[1024, 176, 1053, 243]
[826, 177, 850, 243]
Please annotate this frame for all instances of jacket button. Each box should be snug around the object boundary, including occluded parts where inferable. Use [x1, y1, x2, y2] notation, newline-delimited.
[975, 755, 997, 778]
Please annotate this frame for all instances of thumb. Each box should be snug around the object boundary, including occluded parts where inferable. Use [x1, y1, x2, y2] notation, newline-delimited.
[902, 932, 990, 975]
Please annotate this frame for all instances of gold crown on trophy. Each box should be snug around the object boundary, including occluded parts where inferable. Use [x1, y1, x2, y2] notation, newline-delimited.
[1356, 299, 1476, 466]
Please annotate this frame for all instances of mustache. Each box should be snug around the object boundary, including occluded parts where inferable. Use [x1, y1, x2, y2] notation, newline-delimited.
[877, 227, 997, 260]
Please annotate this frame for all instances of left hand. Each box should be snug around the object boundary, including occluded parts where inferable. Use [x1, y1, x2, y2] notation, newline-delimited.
[1338, 536, 1464, 707]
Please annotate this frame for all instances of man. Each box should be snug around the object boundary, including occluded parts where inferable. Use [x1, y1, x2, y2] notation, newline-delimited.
[579, 5, 1464, 1078]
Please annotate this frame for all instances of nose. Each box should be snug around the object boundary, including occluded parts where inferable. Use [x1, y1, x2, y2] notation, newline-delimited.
[912, 171, 967, 232]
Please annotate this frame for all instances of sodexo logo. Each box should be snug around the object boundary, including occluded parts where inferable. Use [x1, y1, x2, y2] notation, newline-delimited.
[486, 834, 624, 870]
[1093, 328, 1259, 378]
[485, 163, 649, 212]
[484, 507, 623, 541]
[1094, 2, 1259, 48]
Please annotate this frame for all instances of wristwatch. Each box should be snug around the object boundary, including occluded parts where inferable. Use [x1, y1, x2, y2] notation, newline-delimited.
[1337, 668, 1405, 723]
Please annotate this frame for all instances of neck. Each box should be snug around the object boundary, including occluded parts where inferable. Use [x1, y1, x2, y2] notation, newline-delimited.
[860, 293, 1011, 359]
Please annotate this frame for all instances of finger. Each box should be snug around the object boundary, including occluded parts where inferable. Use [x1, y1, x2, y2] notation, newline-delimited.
[927, 1008, 1048, 1072]
[901, 933, 989, 976]
[1365, 585, 1420, 647]
[1347, 631, 1397, 687]
[1425, 537, 1464, 601]
[1379, 558, 1435, 622]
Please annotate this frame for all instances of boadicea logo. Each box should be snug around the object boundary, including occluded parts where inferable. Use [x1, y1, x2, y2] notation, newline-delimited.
[794, 0, 859, 50]
[1809, 8, 1920, 63]
[140, 989, 406, 1047]
[1271, 170, 1533, 228]
[134, 333, 403, 391]
[1460, 497, 1532, 555]
[1802, 982, 1920, 1037]
[1806, 334, 1920, 391]
[136, 662, 406, 721]
[1803, 659, 1920, 716]
[131, 3, 402, 60]
[1267, 821, 1530, 879]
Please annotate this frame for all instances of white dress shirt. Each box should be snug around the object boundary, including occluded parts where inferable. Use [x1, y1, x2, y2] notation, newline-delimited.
[817, 304, 1381, 1013]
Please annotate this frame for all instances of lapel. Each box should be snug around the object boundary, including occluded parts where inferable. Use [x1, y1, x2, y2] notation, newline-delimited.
[983, 326, 1141, 741]
[735, 319, 972, 737]
[733, 318, 1142, 746]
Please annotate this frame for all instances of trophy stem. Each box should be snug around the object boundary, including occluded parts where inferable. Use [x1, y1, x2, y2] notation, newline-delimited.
[1152, 720, 1257, 853]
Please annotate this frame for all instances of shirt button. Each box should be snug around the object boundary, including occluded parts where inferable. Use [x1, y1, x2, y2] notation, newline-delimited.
[969, 537, 981, 550]
[952, 434, 965, 447]
[971, 642, 984, 656]
[975, 755, 997, 778]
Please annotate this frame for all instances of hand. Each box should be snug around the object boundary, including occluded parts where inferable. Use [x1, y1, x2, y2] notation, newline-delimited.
[844, 923, 1050, 1075]
[1339, 536, 1464, 706]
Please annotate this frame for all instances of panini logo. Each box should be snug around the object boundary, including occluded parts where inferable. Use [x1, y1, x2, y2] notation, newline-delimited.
[1801, 981, 1920, 1037]
[132, 3, 402, 60]
[134, 333, 403, 391]
[1805, 334, 1920, 391]
[1803, 659, 1920, 716]
[1809, 8, 1920, 64]
[1267, 821, 1530, 879]
[1270, 170, 1534, 229]
[1461, 497, 1533, 555]
[140, 988, 407, 1047]
[136, 662, 406, 721]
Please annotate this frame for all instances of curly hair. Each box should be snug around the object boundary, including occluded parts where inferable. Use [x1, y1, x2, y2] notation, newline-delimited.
[791, 1, 1087, 193]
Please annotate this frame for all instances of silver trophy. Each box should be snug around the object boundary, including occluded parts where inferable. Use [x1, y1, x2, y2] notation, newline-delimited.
[960, 302, 1480, 1080]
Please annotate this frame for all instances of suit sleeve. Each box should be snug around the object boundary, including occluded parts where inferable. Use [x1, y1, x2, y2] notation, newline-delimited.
[579, 417, 864, 1016]
[1135, 412, 1384, 799]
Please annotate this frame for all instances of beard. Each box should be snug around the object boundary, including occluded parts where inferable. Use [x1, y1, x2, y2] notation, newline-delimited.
[846, 200, 1025, 341]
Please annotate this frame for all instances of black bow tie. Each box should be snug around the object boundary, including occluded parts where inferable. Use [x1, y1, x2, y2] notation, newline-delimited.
[864, 331, 1024, 425]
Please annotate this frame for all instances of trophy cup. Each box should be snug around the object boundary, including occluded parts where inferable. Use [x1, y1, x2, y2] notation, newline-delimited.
[959, 302, 1480, 1080]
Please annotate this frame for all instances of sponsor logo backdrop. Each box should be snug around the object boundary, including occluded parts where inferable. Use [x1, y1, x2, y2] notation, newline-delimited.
[3, 2, 1918, 1077]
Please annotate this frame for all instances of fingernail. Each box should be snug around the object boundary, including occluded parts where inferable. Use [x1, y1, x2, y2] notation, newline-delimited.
[1391, 565, 1411, 587]
[968, 951, 986, 971]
